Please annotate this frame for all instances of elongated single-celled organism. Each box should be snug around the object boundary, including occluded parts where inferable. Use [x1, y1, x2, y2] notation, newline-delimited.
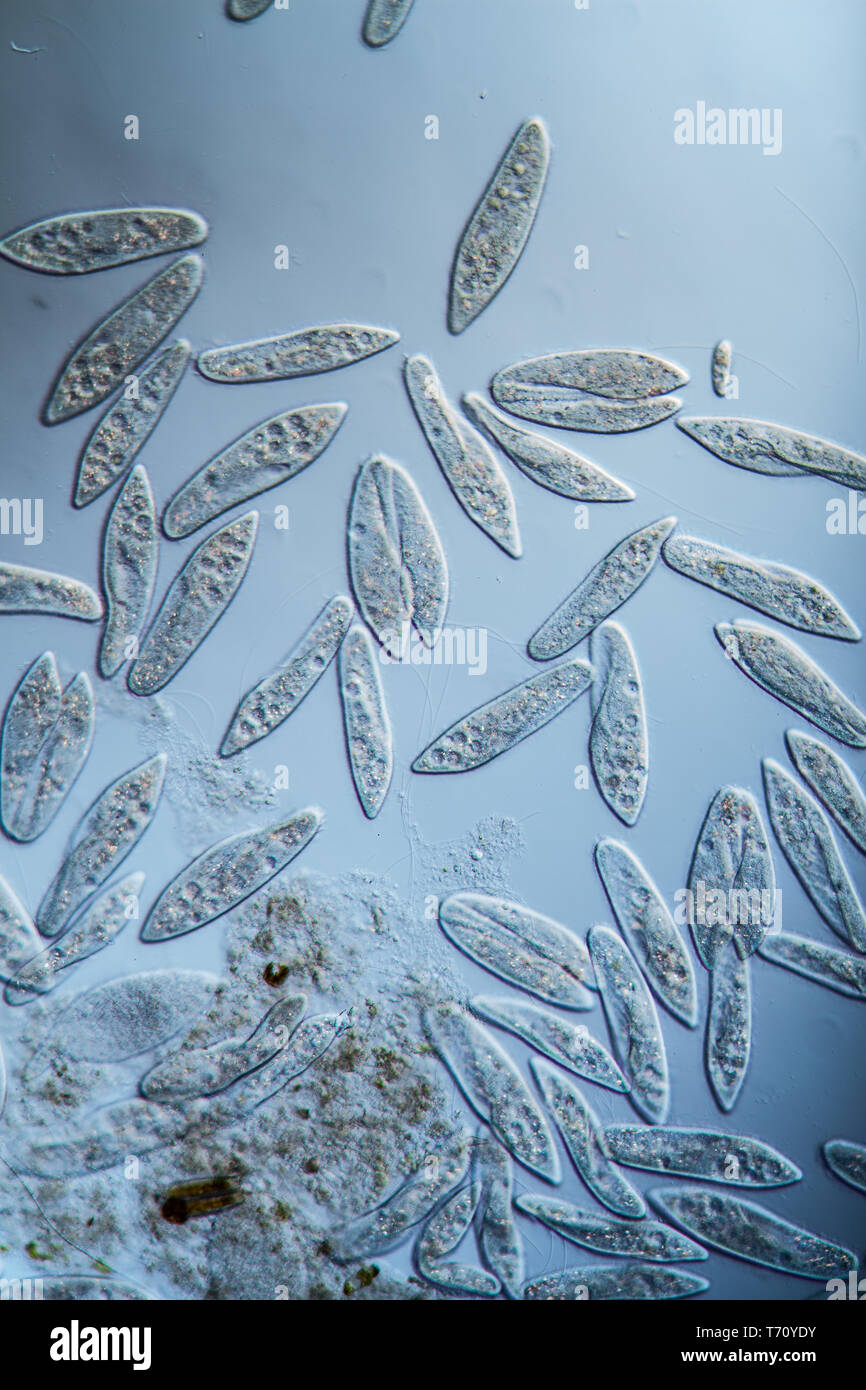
[331, 1130, 472, 1262]
[528, 518, 676, 660]
[588, 924, 669, 1124]
[16, 1098, 190, 1178]
[405, 355, 521, 556]
[523, 1263, 709, 1301]
[595, 838, 697, 1027]
[517, 1194, 706, 1262]
[197, 324, 399, 382]
[74, 340, 190, 507]
[100, 464, 158, 679]
[589, 622, 648, 826]
[415, 1181, 477, 1264]
[413, 658, 593, 774]
[415, 1184, 501, 1296]
[491, 384, 682, 434]
[139, 994, 307, 1099]
[36, 755, 166, 938]
[5, 873, 143, 1003]
[649, 1186, 857, 1279]
[348, 454, 448, 651]
[2, 657, 61, 822]
[438, 892, 594, 1009]
[140, 806, 323, 941]
[711, 341, 732, 398]
[530, 1058, 644, 1216]
[221, 596, 354, 756]
[228, 0, 273, 18]
[662, 535, 859, 641]
[1, 663, 93, 842]
[786, 730, 866, 856]
[463, 392, 635, 501]
[758, 932, 866, 999]
[0, 564, 102, 620]
[218, 1011, 349, 1113]
[128, 511, 258, 695]
[164, 403, 347, 538]
[52, 969, 220, 1061]
[472, 1130, 523, 1299]
[338, 623, 393, 818]
[423, 1002, 560, 1182]
[470, 995, 626, 1092]
[0, 207, 206, 275]
[448, 118, 550, 334]
[604, 1125, 802, 1188]
[706, 941, 751, 1112]
[44, 254, 203, 425]
[763, 758, 866, 952]
[19, 1019, 345, 1178]
[363, 0, 416, 45]
[677, 417, 866, 490]
[687, 787, 776, 967]
[493, 349, 688, 402]
[823, 1140, 866, 1195]
[0, 875, 41, 983]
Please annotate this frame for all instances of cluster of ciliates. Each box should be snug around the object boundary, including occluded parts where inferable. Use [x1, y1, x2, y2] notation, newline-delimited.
[0, 0, 864, 1302]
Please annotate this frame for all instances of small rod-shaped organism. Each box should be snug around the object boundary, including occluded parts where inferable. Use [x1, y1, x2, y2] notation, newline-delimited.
[649, 1185, 857, 1279]
[528, 517, 676, 660]
[438, 891, 594, 1010]
[662, 534, 859, 641]
[348, 454, 448, 652]
[197, 324, 399, 383]
[140, 807, 323, 941]
[0, 207, 207, 274]
[100, 464, 158, 680]
[448, 118, 550, 334]
[763, 758, 866, 951]
[36, 754, 167, 938]
[677, 416, 866, 490]
[74, 340, 190, 508]
[338, 623, 393, 818]
[221, 596, 354, 757]
[362, 0, 416, 46]
[463, 391, 635, 501]
[1, 657, 94, 843]
[163, 403, 347, 538]
[413, 658, 593, 774]
[128, 511, 258, 695]
[716, 621, 866, 747]
[43, 254, 203, 424]
[404, 355, 521, 556]
[0, 564, 102, 620]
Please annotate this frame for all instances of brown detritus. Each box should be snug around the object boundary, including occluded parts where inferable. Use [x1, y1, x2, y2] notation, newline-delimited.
[303, 1157, 319, 1174]
[373, 1047, 404, 1082]
[263, 961, 290, 987]
[333, 1036, 365, 1072]
[267, 895, 306, 926]
[159, 1176, 244, 1224]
